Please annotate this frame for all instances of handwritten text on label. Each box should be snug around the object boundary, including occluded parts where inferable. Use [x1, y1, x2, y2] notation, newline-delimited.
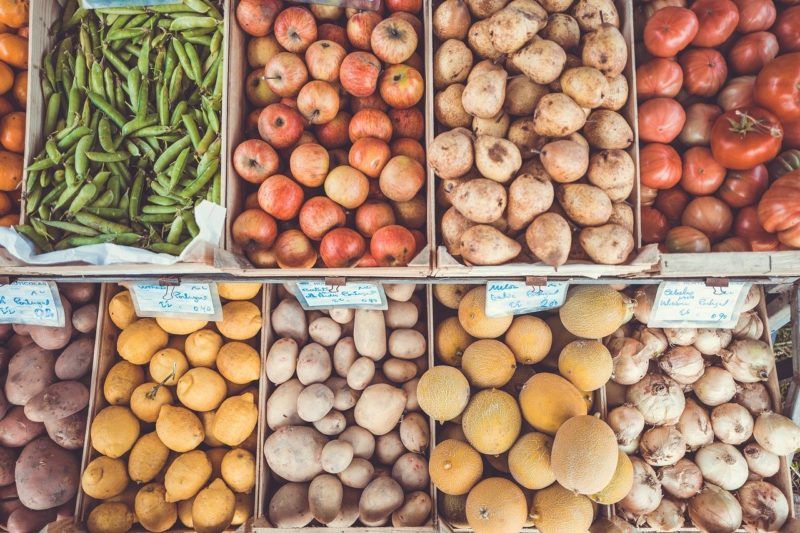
[0, 281, 64, 327]
[129, 282, 222, 320]
[485, 281, 568, 318]
[296, 282, 387, 310]
[649, 282, 750, 328]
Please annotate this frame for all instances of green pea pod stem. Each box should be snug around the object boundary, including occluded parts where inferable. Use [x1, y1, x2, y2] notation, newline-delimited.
[86, 151, 130, 163]
[88, 92, 126, 128]
[67, 182, 98, 216]
[75, 212, 133, 234]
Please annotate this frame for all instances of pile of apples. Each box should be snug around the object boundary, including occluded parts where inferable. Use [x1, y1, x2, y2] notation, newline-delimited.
[232, 0, 427, 269]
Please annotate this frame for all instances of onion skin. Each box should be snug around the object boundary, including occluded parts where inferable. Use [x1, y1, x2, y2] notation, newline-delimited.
[633, 327, 668, 358]
[734, 382, 771, 416]
[738, 480, 789, 531]
[658, 458, 703, 499]
[626, 373, 685, 426]
[658, 345, 705, 385]
[618, 456, 663, 523]
[693, 328, 732, 356]
[719, 339, 775, 383]
[710, 403, 754, 445]
[633, 286, 656, 324]
[693, 367, 737, 407]
[695, 443, 749, 491]
[664, 327, 698, 346]
[689, 484, 742, 533]
[608, 337, 649, 385]
[741, 285, 761, 312]
[639, 426, 686, 467]
[608, 404, 645, 453]
[742, 443, 780, 478]
[733, 311, 764, 340]
[753, 411, 800, 456]
[677, 398, 714, 450]
[645, 497, 685, 532]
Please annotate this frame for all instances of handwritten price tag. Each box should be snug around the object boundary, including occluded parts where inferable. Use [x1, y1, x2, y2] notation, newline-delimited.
[129, 282, 222, 320]
[82, 0, 177, 10]
[0, 281, 64, 327]
[485, 281, 568, 318]
[295, 282, 387, 310]
[649, 282, 750, 328]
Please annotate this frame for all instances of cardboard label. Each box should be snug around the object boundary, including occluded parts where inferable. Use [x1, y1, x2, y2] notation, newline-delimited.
[649, 281, 750, 328]
[295, 281, 387, 310]
[129, 282, 222, 320]
[83, 0, 176, 9]
[485, 281, 568, 317]
[0, 281, 65, 327]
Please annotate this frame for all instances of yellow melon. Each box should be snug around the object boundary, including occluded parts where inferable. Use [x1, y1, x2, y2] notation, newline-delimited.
[518, 373, 587, 435]
[434, 284, 471, 309]
[530, 483, 594, 533]
[551, 415, 619, 495]
[508, 432, 556, 490]
[458, 287, 513, 339]
[429, 439, 483, 495]
[558, 340, 613, 391]
[217, 283, 261, 301]
[461, 389, 521, 455]
[435, 317, 475, 367]
[156, 317, 208, 335]
[504, 316, 552, 364]
[461, 339, 516, 388]
[590, 450, 633, 504]
[417, 366, 471, 422]
[559, 285, 632, 339]
[465, 478, 528, 533]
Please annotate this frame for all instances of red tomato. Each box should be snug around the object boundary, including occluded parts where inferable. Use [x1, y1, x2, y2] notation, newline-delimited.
[665, 226, 712, 252]
[644, 0, 688, 19]
[681, 196, 733, 241]
[637, 59, 684, 100]
[774, 6, 800, 53]
[757, 171, 800, 246]
[754, 53, 800, 121]
[655, 187, 691, 223]
[729, 32, 779, 75]
[717, 165, 769, 208]
[717, 76, 755, 111]
[643, 6, 699, 57]
[710, 107, 784, 170]
[641, 143, 683, 189]
[690, 0, 739, 47]
[638, 98, 687, 143]
[782, 118, 800, 149]
[681, 146, 726, 195]
[713, 236, 751, 252]
[678, 102, 722, 146]
[679, 48, 728, 97]
[731, 0, 776, 33]
[641, 206, 671, 244]
[736, 205, 780, 250]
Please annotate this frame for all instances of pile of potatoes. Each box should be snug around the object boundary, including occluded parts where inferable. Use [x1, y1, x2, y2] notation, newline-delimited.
[431, 0, 637, 266]
[80, 283, 264, 533]
[0, 283, 99, 533]
[265, 283, 432, 528]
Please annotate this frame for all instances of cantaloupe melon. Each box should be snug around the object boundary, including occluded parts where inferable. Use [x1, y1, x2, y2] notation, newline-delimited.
[465, 478, 528, 533]
[504, 316, 552, 364]
[435, 317, 475, 367]
[551, 415, 619, 495]
[429, 439, 483, 495]
[558, 340, 613, 391]
[461, 389, 521, 455]
[559, 285, 632, 339]
[518, 373, 587, 435]
[458, 287, 513, 339]
[440, 493, 469, 528]
[530, 483, 594, 533]
[508, 432, 556, 490]
[417, 366, 470, 423]
[461, 339, 516, 388]
[590, 450, 633, 504]
[434, 284, 471, 309]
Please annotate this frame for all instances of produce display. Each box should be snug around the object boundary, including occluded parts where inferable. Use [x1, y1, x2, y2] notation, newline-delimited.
[0, 283, 99, 532]
[231, 0, 427, 269]
[80, 282, 263, 533]
[637, 0, 800, 253]
[431, 0, 636, 267]
[264, 284, 432, 527]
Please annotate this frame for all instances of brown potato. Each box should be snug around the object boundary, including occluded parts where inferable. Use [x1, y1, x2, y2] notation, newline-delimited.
[507, 173, 555, 231]
[466, 0, 509, 18]
[572, 0, 619, 31]
[582, 25, 627, 77]
[579, 224, 634, 264]
[54, 337, 94, 380]
[451, 178, 508, 223]
[557, 183, 613, 226]
[459, 225, 522, 265]
[508, 118, 546, 159]
[532, 93, 586, 137]
[467, 19, 503, 60]
[540, 13, 580, 49]
[462, 69, 508, 119]
[525, 213, 572, 266]
[434, 39, 473, 88]
[560, 67, 609, 108]
[587, 149, 635, 201]
[504, 77, 548, 116]
[583, 110, 633, 149]
[473, 113, 510, 138]
[609, 202, 634, 233]
[435, 84, 472, 128]
[510, 37, 566, 84]
[474, 135, 521, 183]
[309, 474, 343, 524]
[540, 140, 588, 183]
[429, 129, 474, 179]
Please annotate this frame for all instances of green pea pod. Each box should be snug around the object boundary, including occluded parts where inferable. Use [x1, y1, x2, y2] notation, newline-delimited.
[115, 85, 126, 116]
[201, 51, 221, 91]
[75, 135, 93, 177]
[64, 161, 78, 188]
[97, 7, 144, 15]
[123, 12, 150, 28]
[43, 52, 57, 91]
[148, 195, 178, 206]
[210, 29, 223, 56]
[132, 138, 157, 161]
[124, 139, 142, 158]
[166, 213, 185, 244]
[87, 151, 130, 163]
[136, 77, 149, 118]
[121, 114, 158, 137]
[168, 147, 191, 192]
[149, 180, 170, 198]
[138, 35, 151, 77]
[179, 159, 218, 199]
[198, 137, 221, 171]
[196, 127, 215, 155]
[90, 62, 105, 98]
[89, 188, 114, 208]
[126, 68, 141, 110]
[143, 204, 178, 215]
[44, 93, 62, 135]
[43, 139, 61, 165]
[180, 210, 199, 238]
[55, 123, 84, 142]
[41, 219, 100, 237]
[204, 101, 219, 134]
[104, 69, 117, 109]
[181, 26, 215, 38]
[170, 101, 189, 128]
[106, 27, 146, 41]
[75, 212, 133, 234]
[140, 213, 175, 223]
[152, 31, 169, 49]
[81, 97, 92, 126]
[25, 186, 42, 215]
[171, 39, 195, 82]
[84, 206, 126, 218]
[110, 233, 142, 245]
[183, 0, 211, 13]
[66, 86, 80, 127]
[40, 182, 68, 207]
[65, 7, 88, 30]
[153, 135, 192, 173]
[118, 189, 130, 211]
[67, 182, 98, 216]
[133, 125, 173, 138]
[168, 64, 184, 104]
[88, 92, 126, 128]
[53, 185, 81, 213]
[98, 118, 115, 153]
[150, 3, 193, 12]
[157, 82, 169, 126]
[183, 42, 203, 84]
[183, 34, 213, 48]
[149, 241, 187, 255]
[209, 170, 220, 204]
[169, 15, 218, 31]
[74, 52, 87, 90]
[102, 48, 131, 78]
[79, 26, 94, 64]
[163, 45, 177, 85]
[92, 171, 112, 189]
[17, 224, 51, 251]
[127, 171, 145, 221]
[183, 113, 203, 148]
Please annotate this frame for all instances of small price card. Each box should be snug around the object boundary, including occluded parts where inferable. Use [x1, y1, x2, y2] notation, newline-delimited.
[82, 0, 177, 10]
[129, 282, 223, 320]
[484, 281, 568, 318]
[0, 280, 65, 327]
[295, 281, 387, 310]
[648, 281, 750, 328]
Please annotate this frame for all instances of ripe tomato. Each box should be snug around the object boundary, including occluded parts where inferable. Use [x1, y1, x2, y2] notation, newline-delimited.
[691, 0, 739, 47]
[718, 165, 769, 208]
[774, 6, 800, 53]
[717, 76, 755, 111]
[638, 98, 686, 143]
[637, 58, 683, 100]
[729, 32, 779, 75]
[643, 6, 699, 57]
[679, 48, 728, 97]
[678, 102, 722, 146]
[782, 118, 800, 149]
[713, 236, 751, 252]
[665, 226, 712, 252]
[710, 107, 783, 170]
[757, 171, 800, 247]
[641, 206, 670, 244]
[681, 146, 726, 195]
[641, 143, 683, 189]
[655, 187, 690, 223]
[736, 205, 780, 250]
[754, 53, 800, 121]
[731, 0, 776, 33]
[681, 196, 733, 241]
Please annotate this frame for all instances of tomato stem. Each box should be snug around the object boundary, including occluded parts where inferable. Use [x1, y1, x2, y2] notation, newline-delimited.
[728, 110, 783, 138]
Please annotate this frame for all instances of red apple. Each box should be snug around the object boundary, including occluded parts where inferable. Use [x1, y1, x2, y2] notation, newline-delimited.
[349, 108, 392, 143]
[393, 195, 426, 229]
[246, 108, 263, 138]
[391, 11, 422, 36]
[257, 174, 305, 220]
[379, 155, 424, 201]
[314, 111, 351, 148]
[305, 40, 347, 82]
[339, 52, 381, 98]
[236, 0, 283, 37]
[370, 18, 417, 64]
[297, 80, 340, 125]
[273, 6, 317, 52]
[379, 64, 423, 109]
[349, 137, 391, 178]
[346, 11, 382, 50]
[324, 165, 370, 209]
[355, 201, 396, 236]
[357, 251, 378, 267]
[245, 191, 260, 209]
[410, 229, 426, 255]
[319, 23, 350, 49]
[290, 143, 330, 187]
[233, 139, 280, 184]
[274, 229, 318, 268]
[320, 227, 367, 267]
[351, 93, 389, 113]
[370, 224, 417, 266]
[258, 103, 304, 148]
[247, 245, 278, 268]
[264, 52, 308, 97]
[299, 196, 347, 240]
[246, 69, 280, 107]
[390, 137, 425, 164]
[310, 3, 343, 20]
[232, 208, 278, 249]
[385, 0, 421, 14]
[388, 108, 423, 140]
[247, 35, 283, 69]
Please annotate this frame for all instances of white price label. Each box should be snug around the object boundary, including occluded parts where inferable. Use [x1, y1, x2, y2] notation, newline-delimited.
[129, 282, 222, 320]
[484, 281, 568, 318]
[295, 282, 387, 310]
[82, 0, 177, 9]
[649, 282, 750, 328]
[0, 281, 64, 327]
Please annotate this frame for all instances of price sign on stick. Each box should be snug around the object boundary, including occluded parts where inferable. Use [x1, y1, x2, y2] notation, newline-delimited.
[295, 281, 387, 310]
[0, 281, 65, 327]
[484, 281, 568, 318]
[128, 282, 223, 320]
[648, 281, 750, 328]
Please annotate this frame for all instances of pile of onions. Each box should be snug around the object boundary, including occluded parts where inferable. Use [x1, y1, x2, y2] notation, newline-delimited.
[733, 311, 764, 340]
[633, 286, 657, 324]
[693, 328, 732, 355]
[608, 405, 645, 454]
[639, 426, 686, 467]
[738, 480, 789, 531]
[734, 382, 772, 416]
[676, 399, 714, 450]
[658, 458, 703, 499]
[695, 443, 749, 491]
[710, 403, 754, 445]
[742, 443, 780, 478]
[664, 327, 698, 346]
[741, 285, 762, 312]
[608, 337, 650, 385]
[688, 484, 742, 533]
[626, 373, 685, 426]
[645, 498, 685, 532]
[693, 367, 737, 406]
[753, 411, 800, 456]
[658, 346, 705, 384]
[719, 339, 775, 382]
[619, 457, 663, 522]
[634, 327, 668, 358]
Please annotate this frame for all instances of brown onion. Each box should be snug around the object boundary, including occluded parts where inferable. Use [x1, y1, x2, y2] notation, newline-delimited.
[693, 367, 736, 407]
[738, 480, 789, 531]
[608, 404, 645, 454]
[627, 374, 685, 426]
[717, 75, 755, 111]
[740, 284, 761, 312]
[734, 382, 771, 416]
[689, 484, 742, 533]
[677, 398, 714, 450]
[639, 426, 686, 467]
[693, 328, 732, 356]
[659, 458, 703, 499]
[719, 339, 774, 383]
[634, 327, 668, 358]
[664, 328, 698, 346]
[608, 337, 649, 385]
[753, 411, 800, 456]
[678, 102, 722, 147]
[710, 403, 754, 445]
[618, 457, 663, 522]
[659, 346, 705, 385]
[681, 196, 734, 242]
[633, 285, 656, 324]
[645, 497, 685, 531]
[696, 443, 749, 491]
[733, 311, 764, 340]
[640, 185, 658, 206]
[742, 443, 780, 478]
